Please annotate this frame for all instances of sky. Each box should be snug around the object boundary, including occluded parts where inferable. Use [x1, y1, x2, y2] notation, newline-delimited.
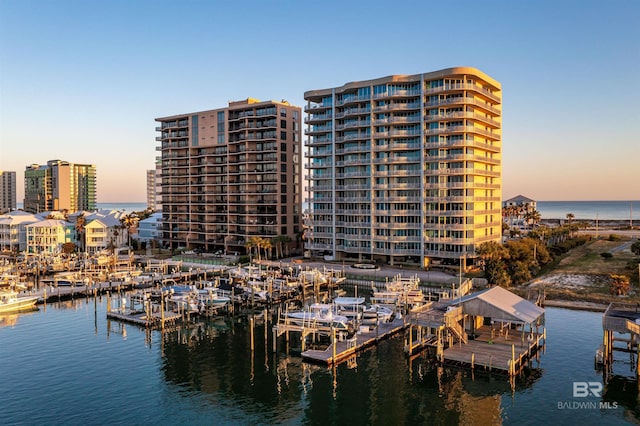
[1, 0, 638, 203]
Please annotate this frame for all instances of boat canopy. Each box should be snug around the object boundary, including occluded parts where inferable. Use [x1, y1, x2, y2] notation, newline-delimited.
[448, 286, 544, 325]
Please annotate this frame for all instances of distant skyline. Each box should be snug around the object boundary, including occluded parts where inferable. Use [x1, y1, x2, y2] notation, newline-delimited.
[1, 0, 638, 202]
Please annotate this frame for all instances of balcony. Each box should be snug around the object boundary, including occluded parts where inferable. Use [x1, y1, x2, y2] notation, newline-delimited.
[424, 83, 500, 103]
[424, 125, 499, 140]
[305, 113, 333, 124]
[373, 102, 420, 112]
[335, 107, 371, 119]
[336, 94, 371, 106]
[304, 103, 332, 113]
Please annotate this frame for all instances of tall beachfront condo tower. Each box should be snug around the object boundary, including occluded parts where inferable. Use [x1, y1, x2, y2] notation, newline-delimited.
[23, 160, 96, 214]
[304, 67, 501, 268]
[155, 98, 302, 254]
[0, 171, 17, 213]
[146, 169, 160, 211]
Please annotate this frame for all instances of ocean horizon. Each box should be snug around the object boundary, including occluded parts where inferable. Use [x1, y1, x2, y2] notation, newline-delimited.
[536, 200, 639, 221]
[15, 200, 639, 221]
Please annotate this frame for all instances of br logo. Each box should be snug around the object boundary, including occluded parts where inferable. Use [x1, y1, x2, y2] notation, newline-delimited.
[573, 382, 603, 397]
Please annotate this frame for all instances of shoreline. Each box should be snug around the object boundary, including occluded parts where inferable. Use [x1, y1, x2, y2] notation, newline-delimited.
[540, 218, 637, 226]
[541, 299, 609, 312]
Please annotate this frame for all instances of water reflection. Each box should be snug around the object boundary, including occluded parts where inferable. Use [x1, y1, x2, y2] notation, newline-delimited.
[155, 314, 548, 425]
[0, 308, 38, 328]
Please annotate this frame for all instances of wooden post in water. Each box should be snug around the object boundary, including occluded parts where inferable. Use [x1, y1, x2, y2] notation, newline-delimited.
[272, 328, 277, 353]
[408, 324, 413, 354]
[250, 316, 255, 351]
[471, 352, 475, 370]
[332, 326, 336, 364]
[106, 292, 111, 312]
[511, 344, 516, 376]
[161, 293, 165, 328]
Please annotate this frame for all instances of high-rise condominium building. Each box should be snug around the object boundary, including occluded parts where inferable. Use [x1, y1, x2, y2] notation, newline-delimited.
[304, 67, 502, 268]
[146, 169, 160, 211]
[155, 98, 302, 254]
[0, 171, 17, 213]
[23, 160, 97, 213]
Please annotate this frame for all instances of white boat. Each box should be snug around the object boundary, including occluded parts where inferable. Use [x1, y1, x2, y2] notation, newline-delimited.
[287, 303, 352, 331]
[333, 296, 366, 321]
[362, 304, 395, 323]
[0, 291, 39, 313]
[194, 288, 231, 309]
[372, 274, 424, 306]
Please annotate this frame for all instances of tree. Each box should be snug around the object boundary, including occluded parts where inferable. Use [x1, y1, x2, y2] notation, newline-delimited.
[477, 241, 512, 287]
[120, 214, 138, 249]
[262, 238, 272, 260]
[75, 214, 86, 253]
[504, 237, 551, 285]
[524, 209, 541, 229]
[609, 274, 630, 296]
[631, 241, 640, 256]
[244, 238, 256, 260]
[566, 213, 575, 225]
[246, 236, 264, 262]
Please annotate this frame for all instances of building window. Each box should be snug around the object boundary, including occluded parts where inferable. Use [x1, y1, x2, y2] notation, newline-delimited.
[280, 108, 287, 117]
[281, 120, 287, 129]
[280, 131, 286, 140]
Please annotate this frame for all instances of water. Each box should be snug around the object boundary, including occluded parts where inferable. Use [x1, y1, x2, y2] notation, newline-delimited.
[537, 200, 639, 221]
[95, 202, 149, 213]
[15, 202, 150, 214]
[0, 300, 637, 425]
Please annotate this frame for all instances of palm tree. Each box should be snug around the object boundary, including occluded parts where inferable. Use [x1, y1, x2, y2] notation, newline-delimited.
[524, 209, 541, 229]
[75, 213, 86, 253]
[261, 238, 272, 261]
[281, 235, 292, 257]
[120, 214, 138, 249]
[244, 238, 256, 261]
[247, 236, 263, 262]
[566, 212, 575, 225]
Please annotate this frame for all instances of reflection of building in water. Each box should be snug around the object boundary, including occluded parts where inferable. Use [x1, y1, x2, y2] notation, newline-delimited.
[439, 370, 503, 425]
[602, 375, 639, 422]
[156, 313, 542, 424]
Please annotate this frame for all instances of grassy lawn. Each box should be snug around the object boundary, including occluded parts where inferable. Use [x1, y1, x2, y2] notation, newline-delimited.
[553, 238, 637, 275]
[519, 237, 640, 304]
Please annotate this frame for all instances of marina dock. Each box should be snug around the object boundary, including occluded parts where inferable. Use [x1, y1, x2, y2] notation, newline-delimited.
[300, 317, 408, 365]
[442, 328, 545, 375]
[405, 285, 546, 376]
[598, 302, 640, 377]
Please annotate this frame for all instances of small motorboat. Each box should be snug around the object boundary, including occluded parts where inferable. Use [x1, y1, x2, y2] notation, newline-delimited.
[0, 291, 39, 314]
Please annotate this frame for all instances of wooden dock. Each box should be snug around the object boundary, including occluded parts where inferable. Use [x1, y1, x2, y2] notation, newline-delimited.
[599, 302, 640, 377]
[442, 328, 545, 375]
[300, 317, 407, 366]
[106, 309, 181, 327]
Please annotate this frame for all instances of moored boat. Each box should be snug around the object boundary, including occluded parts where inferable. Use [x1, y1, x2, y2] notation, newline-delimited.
[0, 291, 39, 313]
[287, 303, 353, 331]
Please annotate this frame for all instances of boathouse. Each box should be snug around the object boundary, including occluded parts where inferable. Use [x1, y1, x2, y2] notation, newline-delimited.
[597, 302, 640, 377]
[449, 285, 545, 334]
[409, 286, 546, 376]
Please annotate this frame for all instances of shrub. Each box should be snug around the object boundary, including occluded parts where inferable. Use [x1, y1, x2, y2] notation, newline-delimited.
[608, 234, 622, 241]
[600, 252, 613, 260]
[609, 274, 630, 295]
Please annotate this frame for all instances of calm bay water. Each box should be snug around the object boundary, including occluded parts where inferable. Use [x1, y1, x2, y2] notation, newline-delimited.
[1, 300, 637, 425]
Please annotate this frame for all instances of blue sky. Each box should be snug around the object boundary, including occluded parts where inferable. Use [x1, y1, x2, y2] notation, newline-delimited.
[1, 0, 638, 202]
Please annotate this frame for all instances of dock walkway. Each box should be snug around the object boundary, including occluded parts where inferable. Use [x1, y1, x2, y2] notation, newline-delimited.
[442, 328, 545, 375]
[301, 317, 407, 365]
